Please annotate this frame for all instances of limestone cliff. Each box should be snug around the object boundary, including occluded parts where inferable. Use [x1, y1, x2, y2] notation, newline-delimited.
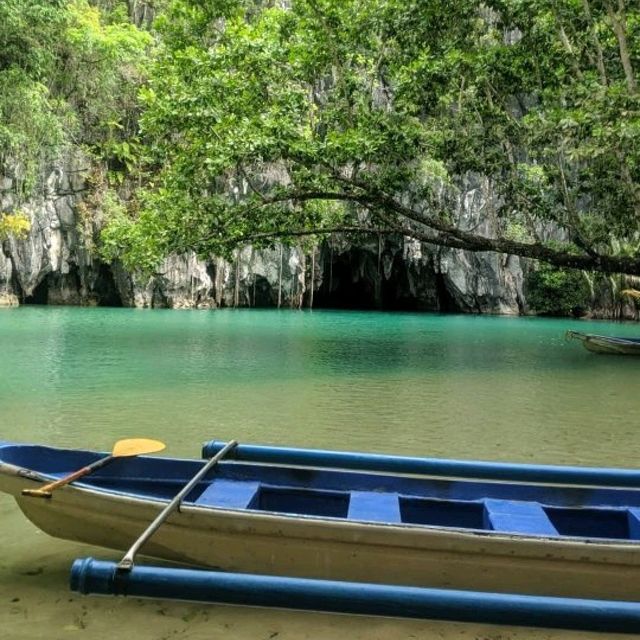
[0, 156, 634, 318]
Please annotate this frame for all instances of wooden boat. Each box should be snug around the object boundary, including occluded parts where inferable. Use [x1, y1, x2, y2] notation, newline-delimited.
[566, 330, 640, 355]
[2, 440, 640, 602]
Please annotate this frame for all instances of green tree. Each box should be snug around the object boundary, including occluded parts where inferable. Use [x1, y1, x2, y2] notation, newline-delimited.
[0, 0, 151, 200]
[0, 1, 72, 195]
[525, 264, 591, 316]
[102, 0, 640, 276]
[58, 0, 152, 147]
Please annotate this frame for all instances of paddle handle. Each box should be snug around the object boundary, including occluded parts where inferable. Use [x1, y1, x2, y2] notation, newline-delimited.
[117, 440, 238, 571]
[21, 455, 114, 498]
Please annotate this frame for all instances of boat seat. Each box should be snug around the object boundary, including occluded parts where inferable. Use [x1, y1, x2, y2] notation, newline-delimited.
[484, 499, 559, 536]
[628, 509, 640, 539]
[348, 491, 401, 523]
[194, 480, 260, 509]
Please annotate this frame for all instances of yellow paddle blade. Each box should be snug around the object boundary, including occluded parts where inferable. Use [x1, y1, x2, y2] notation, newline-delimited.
[112, 438, 166, 457]
[622, 289, 640, 300]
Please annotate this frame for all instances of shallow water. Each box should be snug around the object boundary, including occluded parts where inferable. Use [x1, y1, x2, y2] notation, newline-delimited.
[1, 306, 639, 639]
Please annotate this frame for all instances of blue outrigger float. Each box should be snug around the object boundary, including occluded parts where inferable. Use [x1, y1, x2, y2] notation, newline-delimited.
[2, 439, 640, 632]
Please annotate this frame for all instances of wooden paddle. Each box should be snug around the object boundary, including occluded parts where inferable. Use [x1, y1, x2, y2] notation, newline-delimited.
[21, 438, 166, 499]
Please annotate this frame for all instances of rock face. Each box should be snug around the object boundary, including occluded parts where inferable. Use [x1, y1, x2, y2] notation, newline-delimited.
[0, 156, 633, 317]
[313, 175, 527, 314]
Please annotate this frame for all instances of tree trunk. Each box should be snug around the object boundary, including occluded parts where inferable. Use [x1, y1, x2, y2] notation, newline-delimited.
[605, 0, 637, 94]
[581, 0, 608, 86]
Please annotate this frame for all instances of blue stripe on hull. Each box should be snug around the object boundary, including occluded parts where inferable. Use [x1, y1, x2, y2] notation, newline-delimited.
[4, 441, 640, 540]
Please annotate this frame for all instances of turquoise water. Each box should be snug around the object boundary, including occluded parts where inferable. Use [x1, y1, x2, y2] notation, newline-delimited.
[1, 306, 639, 640]
[1, 306, 639, 465]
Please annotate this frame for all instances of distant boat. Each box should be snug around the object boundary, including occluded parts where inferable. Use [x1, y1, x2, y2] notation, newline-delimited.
[3, 440, 640, 603]
[566, 330, 640, 355]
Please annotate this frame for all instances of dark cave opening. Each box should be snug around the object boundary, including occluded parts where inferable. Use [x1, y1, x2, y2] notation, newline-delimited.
[379, 253, 421, 311]
[22, 277, 49, 305]
[312, 246, 447, 312]
[313, 249, 426, 311]
[252, 276, 275, 307]
[435, 271, 456, 313]
[313, 249, 380, 310]
[19, 263, 124, 307]
[94, 263, 123, 307]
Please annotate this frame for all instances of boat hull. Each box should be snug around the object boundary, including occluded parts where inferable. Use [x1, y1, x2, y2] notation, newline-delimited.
[566, 330, 640, 355]
[2, 470, 640, 602]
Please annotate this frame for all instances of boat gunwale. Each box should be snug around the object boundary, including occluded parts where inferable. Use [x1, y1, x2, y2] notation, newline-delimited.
[10, 455, 640, 510]
[574, 333, 640, 345]
[566, 330, 640, 354]
[6, 440, 640, 489]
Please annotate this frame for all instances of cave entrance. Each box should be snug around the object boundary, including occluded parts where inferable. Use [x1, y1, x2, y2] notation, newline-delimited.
[22, 277, 49, 305]
[94, 263, 122, 307]
[252, 276, 275, 307]
[19, 263, 123, 307]
[314, 248, 380, 310]
[313, 246, 442, 312]
[435, 271, 456, 313]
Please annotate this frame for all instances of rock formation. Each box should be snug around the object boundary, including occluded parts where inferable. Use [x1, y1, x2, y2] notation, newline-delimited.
[0, 156, 635, 318]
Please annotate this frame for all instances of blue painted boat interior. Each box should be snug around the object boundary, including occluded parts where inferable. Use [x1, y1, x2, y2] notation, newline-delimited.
[4, 443, 640, 542]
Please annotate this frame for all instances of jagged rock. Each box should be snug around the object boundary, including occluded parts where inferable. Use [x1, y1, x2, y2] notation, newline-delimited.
[230, 245, 306, 308]
[1, 151, 101, 304]
[0, 292, 19, 306]
[119, 253, 216, 309]
[0, 156, 631, 317]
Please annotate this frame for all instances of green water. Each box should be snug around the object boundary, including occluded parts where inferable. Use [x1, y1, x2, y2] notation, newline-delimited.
[1, 306, 639, 640]
[1, 306, 639, 464]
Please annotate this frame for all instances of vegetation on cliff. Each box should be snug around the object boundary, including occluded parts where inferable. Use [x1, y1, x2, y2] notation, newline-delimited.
[0, 0, 151, 199]
[1, 0, 639, 282]
[102, 0, 640, 278]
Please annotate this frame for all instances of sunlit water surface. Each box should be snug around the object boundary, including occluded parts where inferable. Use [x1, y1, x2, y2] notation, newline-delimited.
[1, 306, 639, 639]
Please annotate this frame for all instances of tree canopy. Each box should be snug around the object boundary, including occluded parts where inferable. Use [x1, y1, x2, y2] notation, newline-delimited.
[0, 0, 151, 200]
[1, 1, 638, 276]
[101, 0, 640, 275]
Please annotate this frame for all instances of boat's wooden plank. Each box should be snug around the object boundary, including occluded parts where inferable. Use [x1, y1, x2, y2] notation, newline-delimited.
[347, 491, 401, 523]
[484, 499, 559, 536]
[194, 480, 260, 509]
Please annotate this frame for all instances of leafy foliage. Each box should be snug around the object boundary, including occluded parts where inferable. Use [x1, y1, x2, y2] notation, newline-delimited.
[0, 0, 68, 79]
[2, 0, 639, 279]
[0, 212, 31, 240]
[0, 0, 151, 200]
[0, 69, 70, 195]
[101, 0, 640, 276]
[525, 264, 591, 316]
[61, 1, 152, 146]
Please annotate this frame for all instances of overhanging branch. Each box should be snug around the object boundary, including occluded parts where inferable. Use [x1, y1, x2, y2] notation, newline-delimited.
[189, 188, 640, 275]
